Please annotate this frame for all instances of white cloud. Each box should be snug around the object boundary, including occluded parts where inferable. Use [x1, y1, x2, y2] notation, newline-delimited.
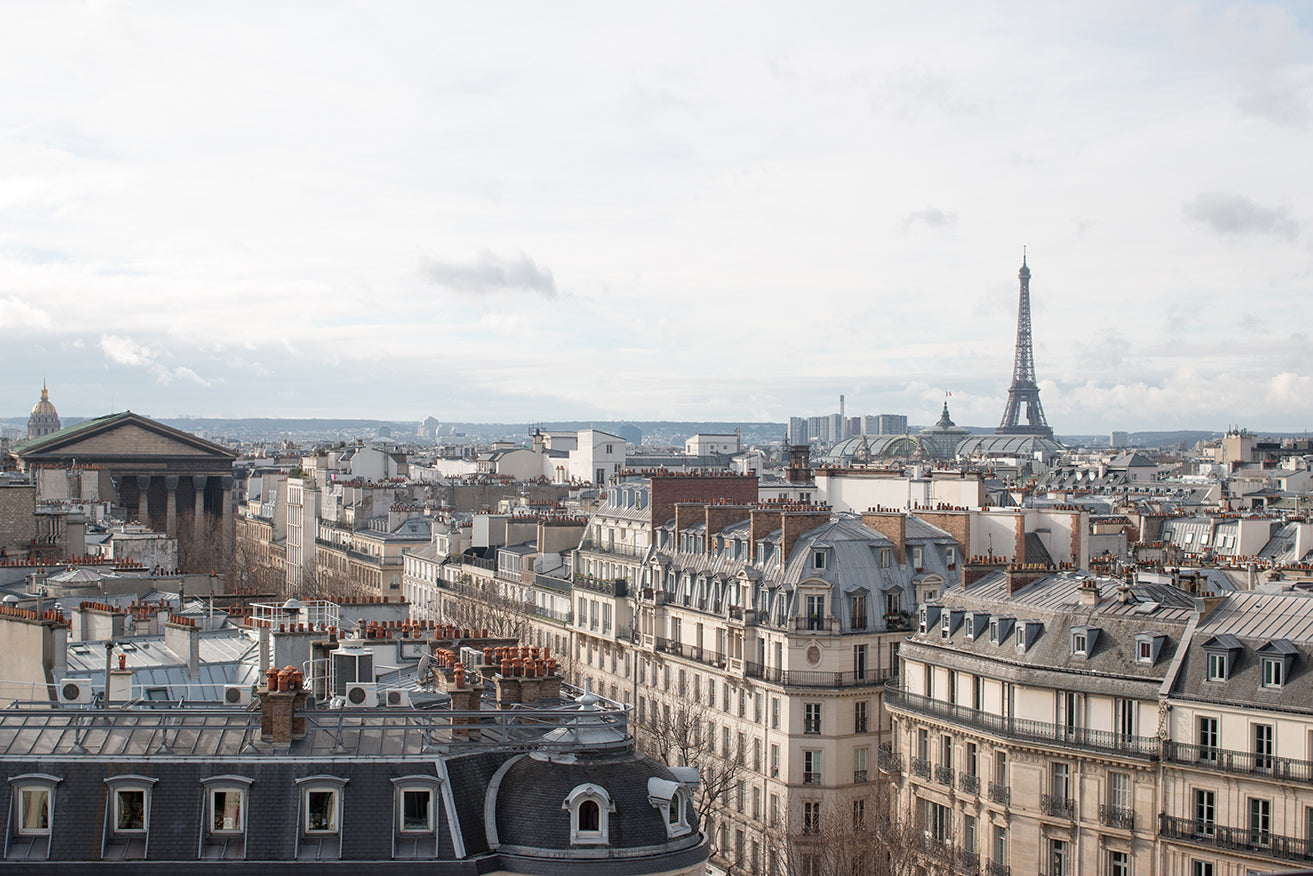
[0, 296, 52, 329]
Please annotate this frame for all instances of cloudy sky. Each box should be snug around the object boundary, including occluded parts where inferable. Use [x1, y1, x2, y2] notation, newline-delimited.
[2, 2, 1311, 433]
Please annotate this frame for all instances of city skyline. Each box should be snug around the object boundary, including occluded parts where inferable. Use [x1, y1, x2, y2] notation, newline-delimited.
[2, 3, 1311, 432]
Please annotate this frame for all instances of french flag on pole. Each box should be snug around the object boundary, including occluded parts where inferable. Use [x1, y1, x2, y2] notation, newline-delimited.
[945, 390, 952, 398]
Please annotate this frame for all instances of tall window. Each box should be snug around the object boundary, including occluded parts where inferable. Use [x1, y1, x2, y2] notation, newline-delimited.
[1198, 716, 1219, 761]
[1194, 789, 1215, 836]
[1114, 698, 1137, 736]
[803, 750, 822, 784]
[993, 825, 1007, 867]
[1109, 772, 1131, 812]
[15, 785, 52, 836]
[853, 644, 867, 679]
[963, 814, 976, 853]
[854, 747, 868, 782]
[922, 799, 950, 842]
[804, 703, 821, 734]
[1050, 839, 1069, 876]
[1051, 762, 1071, 802]
[995, 750, 1007, 785]
[855, 701, 868, 733]
[803, 801, 820, 834]
[1109, 850, 1130, 876]
[851, 595, 866, 630]
[940, 735, 953, 772]
[1192, 863, 1213, 876]
[805, 595, 825, 630]
[1249, 798, 1272, 846]
[965, 741, 979, 778]
[1254, 724, 1275, 771]
[1057, 690, 1079, 734]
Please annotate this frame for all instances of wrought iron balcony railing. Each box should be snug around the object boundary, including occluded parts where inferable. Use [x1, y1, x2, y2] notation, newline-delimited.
[884, 683, 1160, 760]
[1040, 794, 1075, 819]
[1164, 740, 1313, 784]
[1159, 814, 1313, 863]
[959, 772, 980, 794]
[935, 765, 956, 787]
[1099, 803, 1135, 830]
[910, 756, 931, 778]
[987, 782, 1010, 805]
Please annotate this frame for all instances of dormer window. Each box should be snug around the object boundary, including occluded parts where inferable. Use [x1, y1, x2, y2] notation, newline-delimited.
[1207, 652, 1228, 681]
[945, 547, 956, 565]
[1015, 621, 1041, 652]
[879, 548, 892, 568]
[564, 784, 614, 845]
[912, 546, 924, 568]
[1070, 626, 1099, 659]
[1202, 634, 1242, 683]
[965, 615, 974, 638]
[813, 550, 827, 571]
[1258, 640, 1297, 689]
[1135, 632, 1167, 665]
[648, 776, 694, 838]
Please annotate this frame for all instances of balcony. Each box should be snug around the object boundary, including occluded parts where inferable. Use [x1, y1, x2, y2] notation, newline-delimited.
[959, 849, 980, 871]
[803, 771, 822, 785]
[804, 719, 821, 734]
[910, 757, 931, 779]
[1099, 804, 1135, 831]
[1040, 794, 1075, 820]
[986, 862, 1011, 876]
[1159, 814, 1313, 863]
[577, 538, 648, 559]
[884, 683, 1161, 760]
[792, 616, 842, 635]
[853, 770, 868, 784]
[745, 662, 895, 689]
[574, 574, 627, 597]
[654, 637, 684, 657]
[934, 765, 956, 788]
[958, 772, 980, 794]
[1165, 740, 1313, 783]
[987, 782, 1010, 806]
[878, 746, 903, 774]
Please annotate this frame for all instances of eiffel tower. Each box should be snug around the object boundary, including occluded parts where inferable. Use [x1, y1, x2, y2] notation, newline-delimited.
[995, 253, 1054, 437]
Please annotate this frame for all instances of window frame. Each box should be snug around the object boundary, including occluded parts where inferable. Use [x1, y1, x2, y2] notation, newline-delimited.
[201, 775, 253, 836]
[10, 774, 60, 839]
[391, 776, 442, 835]
[562, 783, 615, 846]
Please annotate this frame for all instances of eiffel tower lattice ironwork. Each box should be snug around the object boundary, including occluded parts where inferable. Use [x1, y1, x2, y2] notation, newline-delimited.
[995, 254, 1054, 437]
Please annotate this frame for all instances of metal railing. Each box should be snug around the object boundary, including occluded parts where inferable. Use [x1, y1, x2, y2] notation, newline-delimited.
[884, 683, 1160, 759]
[576, 538, 648, 559]
[573, 575, 627, 597]
[1164, 740, 1313, 783]
[959, 772, 980, 794]
[960, 849, 980, 871]
[986, 861, 1011, 876]
[745, 662, 894, 689]
[1099, 804, 1135, 830]
[654, 637, 683, 657]
[935, 765, 956, 787]
[804, 718, 821, 734]
[911, 756, 931, 778]
[878, 746, 903, 773]
[1159, 814, 1313, 862]
[1040, 794, 1075, 819]
[792, 616, 842, 634]
[803, 771, 822, 785]
[988, 782, 1010, 805]
[853, 769, 868, 784]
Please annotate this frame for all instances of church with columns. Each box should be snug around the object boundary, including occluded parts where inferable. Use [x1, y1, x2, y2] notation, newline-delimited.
[10, 411, 237, 564]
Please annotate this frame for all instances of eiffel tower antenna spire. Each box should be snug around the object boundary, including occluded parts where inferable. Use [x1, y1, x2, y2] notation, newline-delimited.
[995, 252, 1053, 437]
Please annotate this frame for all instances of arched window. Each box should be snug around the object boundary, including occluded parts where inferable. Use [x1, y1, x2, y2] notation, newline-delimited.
[579, 799, 600, 832]
[648, 776, 693, 838]
[562, 784, 614, 845]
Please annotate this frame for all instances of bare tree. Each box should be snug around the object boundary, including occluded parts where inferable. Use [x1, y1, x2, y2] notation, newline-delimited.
[775, 780, 954, 876]
[632, 693, 753, 873]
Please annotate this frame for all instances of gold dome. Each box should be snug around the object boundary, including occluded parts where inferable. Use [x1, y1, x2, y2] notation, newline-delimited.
[31, 383, 57, 416]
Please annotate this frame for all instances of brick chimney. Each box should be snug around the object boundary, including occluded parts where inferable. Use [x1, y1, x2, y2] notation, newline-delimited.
[786, 445, 811, 483]
[781, 509, 833, 564]
[164, 616, 201, 680]
[862, 512, 906, 565]
[748, 507, 780, 563]
[705, 504, 750, 544]
[1006, 564, 1051, 594]
[674, 503, 705, 543]
[260, 667, 309, 743]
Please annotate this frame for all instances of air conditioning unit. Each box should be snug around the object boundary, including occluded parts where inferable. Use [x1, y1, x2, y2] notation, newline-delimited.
[223, 685, 253, 706]
[382, 688, 411, 708]
[58, 680, 92, 704]
[344, 682, 378, 707]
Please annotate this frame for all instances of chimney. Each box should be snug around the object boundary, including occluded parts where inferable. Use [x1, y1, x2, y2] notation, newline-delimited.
[786, 445, 812, 483]
[1078, 580, 1099, 607]
[674, 503, 705, 544]
[748, 507, 780, 563]
[705, 504, 750, 544]
[260, 666, 309, 744]
[164, 617, 201, 680]
[862, 511, 906, 564]
[782, 509, 833, 564]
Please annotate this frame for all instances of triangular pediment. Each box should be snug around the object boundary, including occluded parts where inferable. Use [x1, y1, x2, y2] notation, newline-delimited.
[14, 412, 236, 462]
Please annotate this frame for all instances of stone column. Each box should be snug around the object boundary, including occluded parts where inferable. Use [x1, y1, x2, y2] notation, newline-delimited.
[136, 476, 152, 528]
[165, 476, 179, 539]
[192, 476, 208, 540]
[220, 475, 234, 559]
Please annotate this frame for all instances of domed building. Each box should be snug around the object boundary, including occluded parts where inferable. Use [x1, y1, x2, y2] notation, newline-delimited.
[27, 381, 61, 440]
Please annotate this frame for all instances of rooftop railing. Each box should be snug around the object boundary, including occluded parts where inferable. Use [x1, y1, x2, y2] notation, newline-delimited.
[1164, 740, 1313, 784]
[746, 662, 894, 689]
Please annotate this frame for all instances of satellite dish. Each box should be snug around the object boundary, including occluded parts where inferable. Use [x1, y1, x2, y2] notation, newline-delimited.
[282, 598, 303, 613]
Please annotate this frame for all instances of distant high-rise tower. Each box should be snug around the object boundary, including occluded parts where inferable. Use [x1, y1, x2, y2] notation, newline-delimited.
[995, 254, 1054, 438]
